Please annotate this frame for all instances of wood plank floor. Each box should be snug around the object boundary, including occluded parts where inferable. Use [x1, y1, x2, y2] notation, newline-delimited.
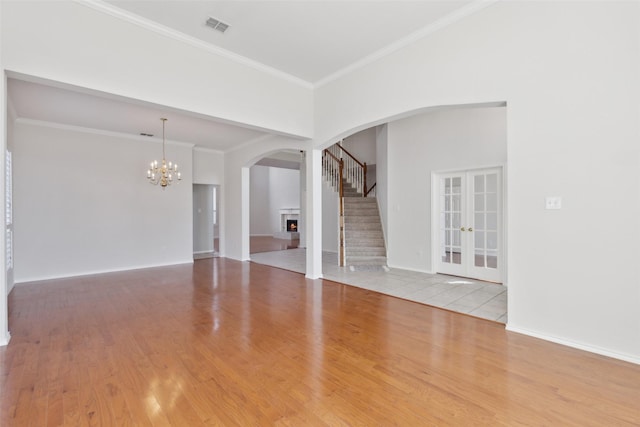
[1, 258, 639, 426]
[250, 235, 299, 254]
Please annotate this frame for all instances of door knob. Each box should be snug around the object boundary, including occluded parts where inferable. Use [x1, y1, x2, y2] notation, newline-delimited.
[468, 227, 473, 232]
[460, 227, 466, 232]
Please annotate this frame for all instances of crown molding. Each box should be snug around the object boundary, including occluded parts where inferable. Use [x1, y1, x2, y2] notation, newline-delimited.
[193, 146, 224, 155]
[314, 0, 502, 88]
[74, 0, 313, 89]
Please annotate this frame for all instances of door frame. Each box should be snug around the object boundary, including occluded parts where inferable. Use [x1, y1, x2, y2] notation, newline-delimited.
[431, 164, 507, 285]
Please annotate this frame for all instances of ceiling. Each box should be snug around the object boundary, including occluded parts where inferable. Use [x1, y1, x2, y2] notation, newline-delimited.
[104, 0, 473, 84]
[8, 1, 479, 153]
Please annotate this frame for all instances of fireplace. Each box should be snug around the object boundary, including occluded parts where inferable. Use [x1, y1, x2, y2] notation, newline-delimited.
[275, 208, 300, 240]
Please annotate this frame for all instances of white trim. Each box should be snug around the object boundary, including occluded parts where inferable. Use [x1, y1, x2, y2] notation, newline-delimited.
[249, 234, 272, 237]
[75, 0, 313, 89]
[0, 331, 10, 347]
[501, 162, 508, 288]
[14, 259, 194, 284]
[6, 94, 16, 123]
[315, 0, 501, 87]
[76, 0, 499, 89]
[194, 146, 223, 155]
[430, 171, 439, 277]
[14, 118, 195, 148]
[224, 134, 278, 154]
[506, 324, 640, 366]
[386, 263, 435, 275]
[193, 250, 216, 255]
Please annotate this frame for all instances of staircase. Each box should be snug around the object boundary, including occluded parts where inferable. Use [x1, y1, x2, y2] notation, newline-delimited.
[343, 196, 387, 267]
[323, 143, 387, 268]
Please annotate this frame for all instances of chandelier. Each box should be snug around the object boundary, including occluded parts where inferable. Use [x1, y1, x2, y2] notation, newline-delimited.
[147, 118, 181, 188]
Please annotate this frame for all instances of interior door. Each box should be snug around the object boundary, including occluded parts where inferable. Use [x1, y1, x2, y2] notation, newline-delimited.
[436, 168, 502, 283]
[437, 173, 467, 277]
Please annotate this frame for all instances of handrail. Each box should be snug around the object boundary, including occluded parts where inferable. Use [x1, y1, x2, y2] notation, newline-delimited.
[322, 142, 374, 266]
[323, 149, 340, 163]
[336, 144, 365, 168]
[334, 143, 367, 197]
[365, 182, 376, 197]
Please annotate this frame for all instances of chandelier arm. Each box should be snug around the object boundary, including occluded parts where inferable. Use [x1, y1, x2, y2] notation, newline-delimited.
[146, 118, 180, 188]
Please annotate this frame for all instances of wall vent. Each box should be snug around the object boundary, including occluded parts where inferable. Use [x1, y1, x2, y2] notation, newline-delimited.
[206, 17, 230, 33]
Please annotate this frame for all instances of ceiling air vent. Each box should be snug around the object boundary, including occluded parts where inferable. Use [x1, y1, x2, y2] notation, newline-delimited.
[206, 17, 230, 33]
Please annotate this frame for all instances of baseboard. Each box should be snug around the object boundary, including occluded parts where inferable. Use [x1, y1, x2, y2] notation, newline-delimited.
[506, 324, 640, 365]
[0, 331, 11, 347]
[193, 250, 215, 254]
[14, 259, 195, 284]
[386, 262, 435, 275]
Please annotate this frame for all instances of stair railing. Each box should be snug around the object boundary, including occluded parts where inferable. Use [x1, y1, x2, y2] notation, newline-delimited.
[322, 149, 346, 266]
[365, 183, 376, 198]
[335, 144, 367, 197]
[323, 141, 371, 266]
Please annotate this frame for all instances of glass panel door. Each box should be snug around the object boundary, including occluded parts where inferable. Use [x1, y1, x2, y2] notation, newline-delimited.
[469, 169, 501, 282]
[437, 173, 466, 277]
[436, 168, 502, 283]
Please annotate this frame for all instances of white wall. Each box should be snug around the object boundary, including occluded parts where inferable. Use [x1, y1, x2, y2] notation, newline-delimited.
[192, 149, 224, 252]
[387, 106, 506, 271]
[268, 167, 301, 233]
[12, 121, 193, 282]
[224, 137, 307, 260]
[299, 155, 306, 248]
[314, 2, 640, 362]
[193, 184, 214, 253]
[1, 0, 638, 363]
[193, 148, 224, 185]
[250, 165, 271, 235]
[1, 1, 313, 139]
[342, 127, 377, 165]
[322, 181, 339, 253]
[250, 164, 301, 235]
[375, 124, 388, 242]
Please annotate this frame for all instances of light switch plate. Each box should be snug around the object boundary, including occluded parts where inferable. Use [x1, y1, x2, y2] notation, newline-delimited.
[545, 196, 562, 210]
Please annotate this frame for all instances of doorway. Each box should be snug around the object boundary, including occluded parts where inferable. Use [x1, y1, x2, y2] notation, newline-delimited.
[193, 184, 219, 258]
[435, 167, 503, 283]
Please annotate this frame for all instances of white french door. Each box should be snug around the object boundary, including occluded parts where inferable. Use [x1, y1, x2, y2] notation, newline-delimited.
[436, 167, 503, 283]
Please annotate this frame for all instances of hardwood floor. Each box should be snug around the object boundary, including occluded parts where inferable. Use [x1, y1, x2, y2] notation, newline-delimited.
[250, 235, 299, 254]
[1, 258, 639, 426]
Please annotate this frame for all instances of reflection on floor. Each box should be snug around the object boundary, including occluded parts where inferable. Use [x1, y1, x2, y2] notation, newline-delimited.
[251, 248, 507, 323]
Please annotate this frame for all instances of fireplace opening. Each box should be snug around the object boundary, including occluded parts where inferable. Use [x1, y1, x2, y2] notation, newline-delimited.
[286, 220, 298, 232]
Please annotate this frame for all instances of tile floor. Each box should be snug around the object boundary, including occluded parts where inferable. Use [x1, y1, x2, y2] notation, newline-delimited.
[250, 248, 507, 323]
